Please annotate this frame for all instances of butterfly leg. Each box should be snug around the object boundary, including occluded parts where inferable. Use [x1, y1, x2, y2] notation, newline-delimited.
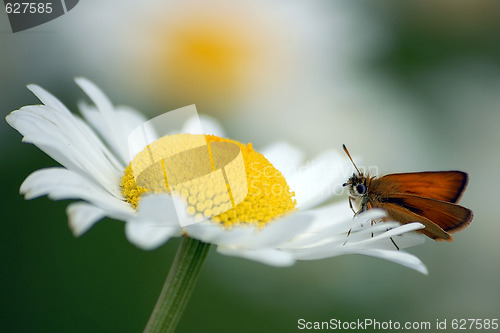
[344, 197, 356, 245]
[348, 196, 356, 214]
[344, 197, 355, 245]
[390, 237, 400, 250]
[365, 201, 375, 237]
[345, 197, 366, 245]
[344, 226, 353, 246]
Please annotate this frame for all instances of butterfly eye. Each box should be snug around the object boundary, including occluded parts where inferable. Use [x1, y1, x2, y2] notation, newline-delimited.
[356, 184, 367, 195]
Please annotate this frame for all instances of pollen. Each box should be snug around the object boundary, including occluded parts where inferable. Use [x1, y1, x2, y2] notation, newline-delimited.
[121, 134, 296, 228]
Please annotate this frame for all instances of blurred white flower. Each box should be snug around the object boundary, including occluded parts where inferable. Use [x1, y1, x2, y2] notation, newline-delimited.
[64, 1, 383, 112]
[6, 79, 427, 273]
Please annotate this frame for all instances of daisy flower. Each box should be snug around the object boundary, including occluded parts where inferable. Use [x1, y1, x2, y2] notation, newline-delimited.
[6, 78, 426, 331]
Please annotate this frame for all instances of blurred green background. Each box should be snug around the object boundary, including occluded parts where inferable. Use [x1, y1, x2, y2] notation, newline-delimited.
[1, 1, 499, 332]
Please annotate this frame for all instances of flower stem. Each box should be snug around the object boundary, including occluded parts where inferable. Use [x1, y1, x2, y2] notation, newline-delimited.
[144, 237, 211, 333]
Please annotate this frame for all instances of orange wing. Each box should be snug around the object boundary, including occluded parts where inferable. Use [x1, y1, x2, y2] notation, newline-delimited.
[371, 194, 473, 241]
[372, 171, 468, 203]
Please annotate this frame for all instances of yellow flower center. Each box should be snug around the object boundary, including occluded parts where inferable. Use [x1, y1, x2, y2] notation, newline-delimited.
[121, 134, 296, 228]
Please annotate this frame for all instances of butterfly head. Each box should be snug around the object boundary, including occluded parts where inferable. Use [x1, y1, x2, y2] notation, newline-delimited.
[342, 145, 369, 202]
[343, 173, 368, 198]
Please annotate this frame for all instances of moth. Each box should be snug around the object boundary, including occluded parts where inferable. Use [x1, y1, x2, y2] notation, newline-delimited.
[342, 145, 473, 241]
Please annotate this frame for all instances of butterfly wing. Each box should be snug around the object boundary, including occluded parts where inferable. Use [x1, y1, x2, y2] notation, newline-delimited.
[373, 171, 468, 203]
[371, 194, 473, 241]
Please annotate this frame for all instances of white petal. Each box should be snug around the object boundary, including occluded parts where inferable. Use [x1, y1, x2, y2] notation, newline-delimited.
[239, 213, 313, 249]
[113, 106, 149, 143]
[67, 202, 107, 237]
[186, 213, 313, 250]
[75, 77, 130, 164]
[288, 150, 354, 210]
[354, 249, 428, 274]
[7, 105, 124, 197]
[304, 201, 354, 230]
[79, 103, 148, 164]
[260, 141, 304, 180]
[182, 222, 224, 242]
[125, 194, 182, 250]
[184, 222, 256, 247]
[343, 222, 426, 251]
[390, 233, 426, 249]
[27, 84, 72, 115]
[183, 114, 225, 137]
[284, 206, 386, 249]
[346, 223, 424, 247]
[126, 222, 179, 250]
[292, 221, 419, 257]
[20, 168, 133, 219]
[287, 219, 426, 274]
[217, 247, 296, 267]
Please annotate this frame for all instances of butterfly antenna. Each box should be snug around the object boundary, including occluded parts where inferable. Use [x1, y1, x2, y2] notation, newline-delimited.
[343, 144, 360, 174]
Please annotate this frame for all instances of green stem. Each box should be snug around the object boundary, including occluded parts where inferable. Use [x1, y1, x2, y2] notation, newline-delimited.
[144, 237, 211, 333]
